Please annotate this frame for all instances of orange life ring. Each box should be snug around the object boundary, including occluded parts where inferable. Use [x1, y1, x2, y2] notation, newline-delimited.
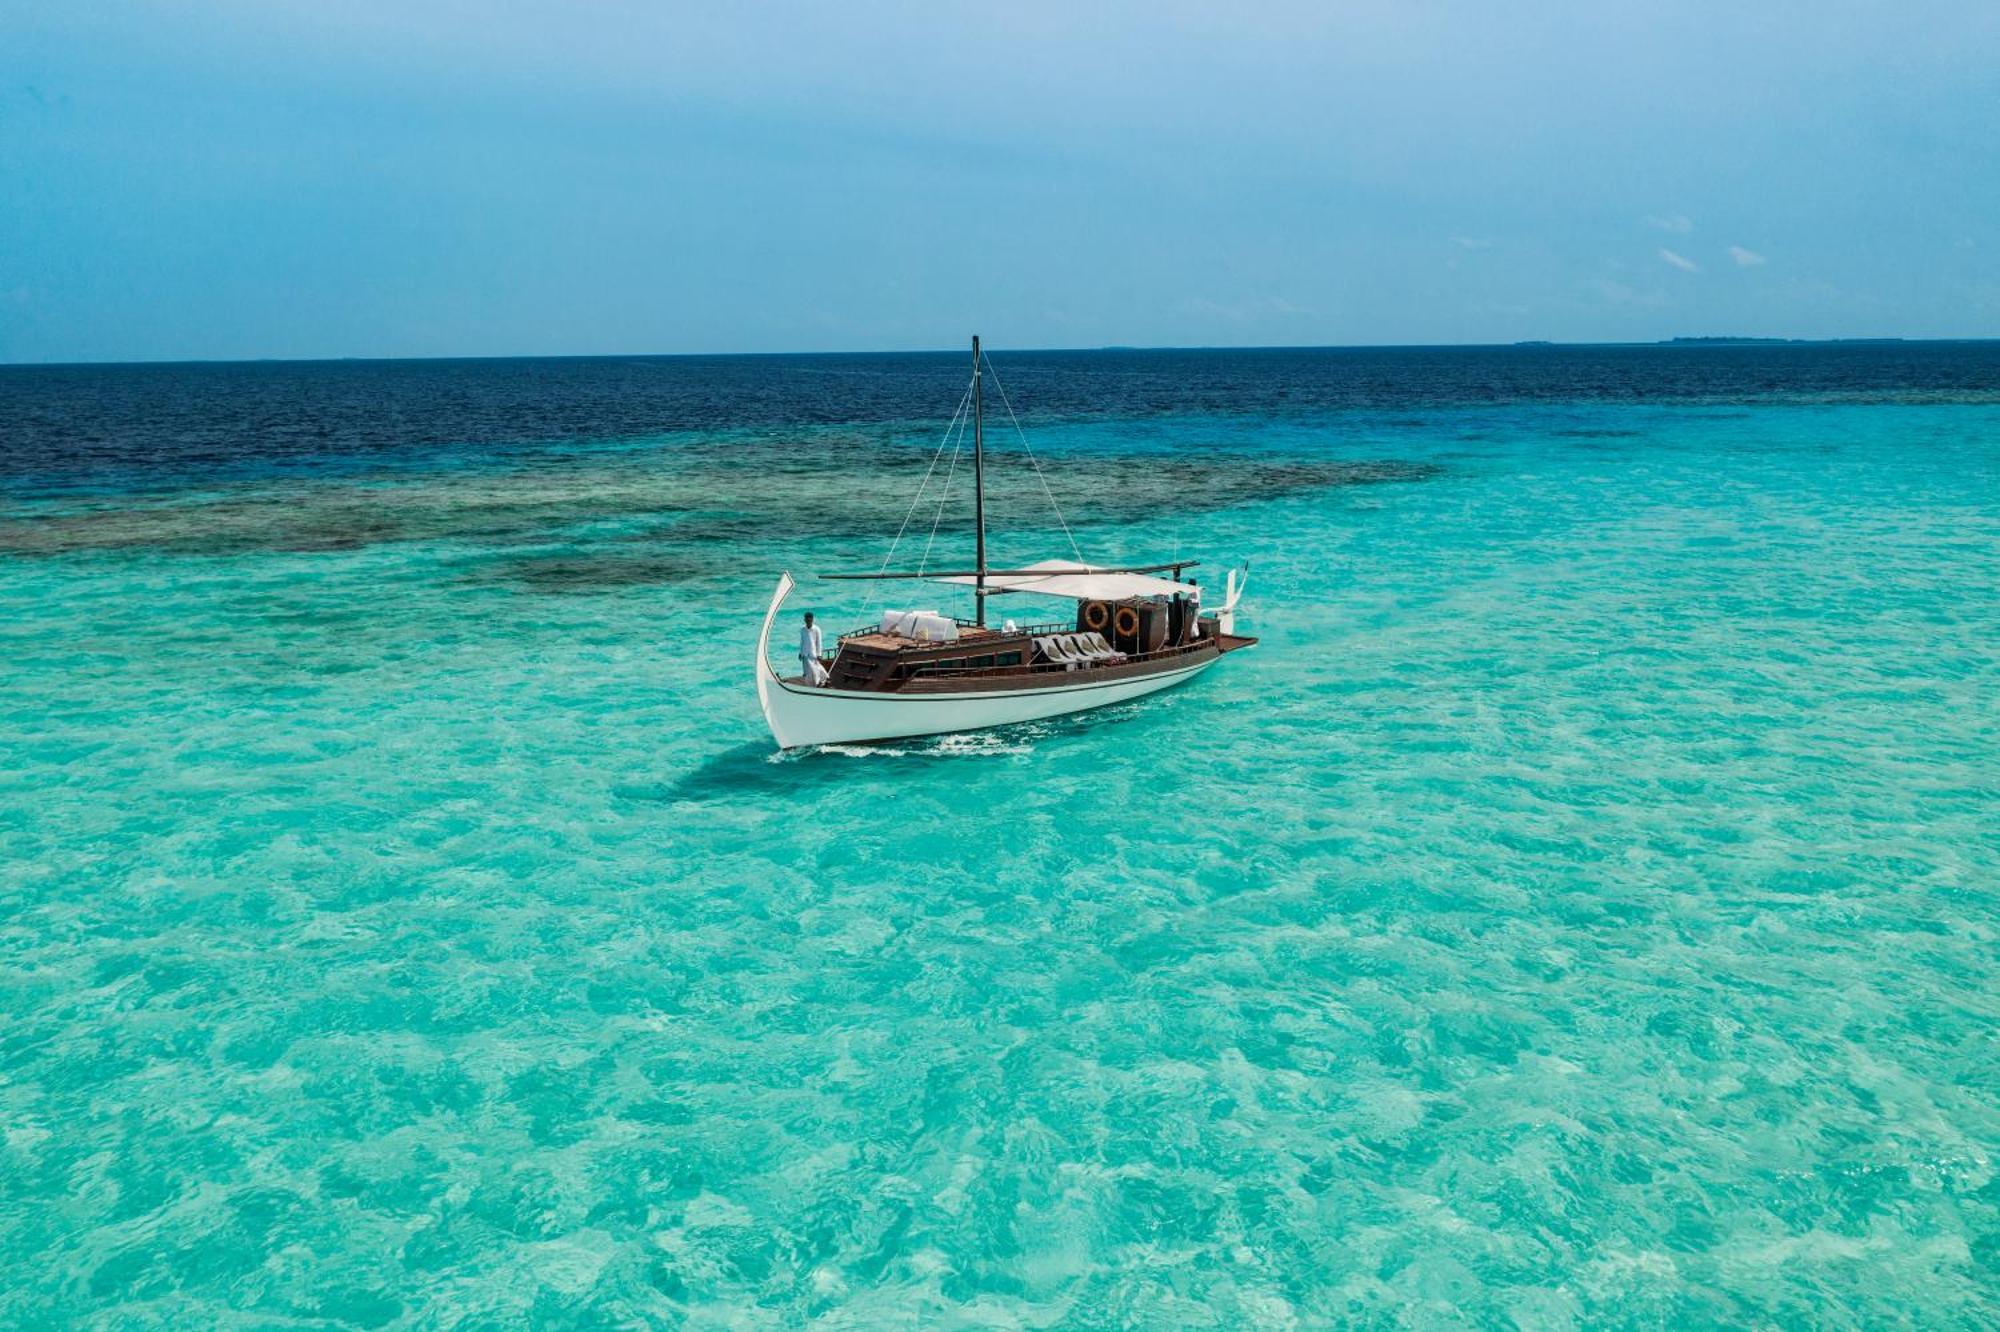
[1082, 600, 1110, 632]
[1112, 605, 1140, 639]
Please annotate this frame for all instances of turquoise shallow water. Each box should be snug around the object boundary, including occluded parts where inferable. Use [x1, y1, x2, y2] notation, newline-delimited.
[2, 351, 1998, 1325]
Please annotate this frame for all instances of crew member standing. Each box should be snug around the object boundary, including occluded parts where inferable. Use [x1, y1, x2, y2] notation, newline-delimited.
[797, 612, 828, 685]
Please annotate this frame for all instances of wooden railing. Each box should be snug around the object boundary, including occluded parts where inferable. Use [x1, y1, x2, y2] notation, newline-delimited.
[835, 617, 1072, 645]
[906, 635, 1214, 682]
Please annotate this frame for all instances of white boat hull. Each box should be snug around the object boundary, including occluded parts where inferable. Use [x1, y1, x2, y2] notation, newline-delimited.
[755, 573, 1224, 748]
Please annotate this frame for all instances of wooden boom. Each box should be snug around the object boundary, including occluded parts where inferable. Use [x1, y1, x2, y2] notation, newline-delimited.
[818, 560, 1200, 582]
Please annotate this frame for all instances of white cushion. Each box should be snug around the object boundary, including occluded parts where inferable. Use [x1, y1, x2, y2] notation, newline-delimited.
[881, 608, 945, 638]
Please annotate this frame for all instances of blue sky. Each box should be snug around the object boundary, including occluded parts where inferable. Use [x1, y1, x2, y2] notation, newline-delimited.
[4, 2, 1997, 361]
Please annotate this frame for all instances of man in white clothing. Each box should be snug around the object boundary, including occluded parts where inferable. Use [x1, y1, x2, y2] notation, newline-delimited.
[797, 612, 828, 685]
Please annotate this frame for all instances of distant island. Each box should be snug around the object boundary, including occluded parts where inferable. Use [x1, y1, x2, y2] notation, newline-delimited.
[1660, 336, 1907, 346]
[1663, 336, 1796, 345]
[1506, 337, 1915, 349]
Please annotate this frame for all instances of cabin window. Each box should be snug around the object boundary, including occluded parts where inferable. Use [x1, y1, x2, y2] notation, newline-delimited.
[995, 652, 1022, 667]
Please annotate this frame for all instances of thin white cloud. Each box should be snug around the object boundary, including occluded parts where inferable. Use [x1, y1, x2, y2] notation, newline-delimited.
[1729, 245, 1767, 267]
[1646, 214, 1694, 234]
[1658, 248, 1699, 273]
[1452, 236, 1494, 250]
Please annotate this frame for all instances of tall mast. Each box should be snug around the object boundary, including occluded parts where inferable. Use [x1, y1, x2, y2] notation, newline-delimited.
[971, 334, 987, 627]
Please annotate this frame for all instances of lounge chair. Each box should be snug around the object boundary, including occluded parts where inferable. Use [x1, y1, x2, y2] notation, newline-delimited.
[1032, 636, 1079, 670]
[1052, 635, 1096, 666]
[1079, 632, 1126, 663]
[1066, 633, 1113, 663]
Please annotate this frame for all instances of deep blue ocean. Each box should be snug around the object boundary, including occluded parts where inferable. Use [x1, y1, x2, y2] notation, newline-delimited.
[2, 343, 1996, 1325]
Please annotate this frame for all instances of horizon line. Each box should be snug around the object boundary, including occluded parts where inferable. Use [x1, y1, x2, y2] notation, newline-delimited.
[4, 334, 1994, 371]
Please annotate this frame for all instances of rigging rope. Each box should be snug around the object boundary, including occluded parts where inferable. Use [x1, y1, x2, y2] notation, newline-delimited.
[917, 398, 970, 576]
[870, 377, 972, 603]
[980, 352, 1086, 565]
[861, 356, 1084, 619]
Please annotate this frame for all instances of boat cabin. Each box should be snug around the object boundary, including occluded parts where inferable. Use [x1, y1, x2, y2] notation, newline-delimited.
[824, 623, 1030, 690]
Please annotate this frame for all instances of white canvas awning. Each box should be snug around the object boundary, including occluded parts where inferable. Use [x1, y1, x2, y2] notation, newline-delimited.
[933, 559, 1198, 603]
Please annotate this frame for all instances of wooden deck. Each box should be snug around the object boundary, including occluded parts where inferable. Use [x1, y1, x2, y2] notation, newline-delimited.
[833, 625, 1015, 654]
[802, 630, 1255, 696]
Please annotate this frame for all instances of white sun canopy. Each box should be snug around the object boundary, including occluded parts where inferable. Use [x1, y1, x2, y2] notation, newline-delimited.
[933, 559, 1199, 603]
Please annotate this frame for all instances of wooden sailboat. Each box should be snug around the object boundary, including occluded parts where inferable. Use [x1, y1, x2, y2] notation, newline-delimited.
[756, 338, 1253, 748]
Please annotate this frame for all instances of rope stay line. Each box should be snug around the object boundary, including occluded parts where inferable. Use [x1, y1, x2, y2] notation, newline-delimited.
[979, 351, 1086, 565]
[917, 388, 971, 576]
[868, 377, 972, 606]
[859, 352, 1092, 616]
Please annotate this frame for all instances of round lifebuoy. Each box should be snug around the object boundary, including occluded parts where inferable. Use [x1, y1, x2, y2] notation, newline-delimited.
[1082, 600, 1110, 632]
[1113, 605, 1140, 640]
